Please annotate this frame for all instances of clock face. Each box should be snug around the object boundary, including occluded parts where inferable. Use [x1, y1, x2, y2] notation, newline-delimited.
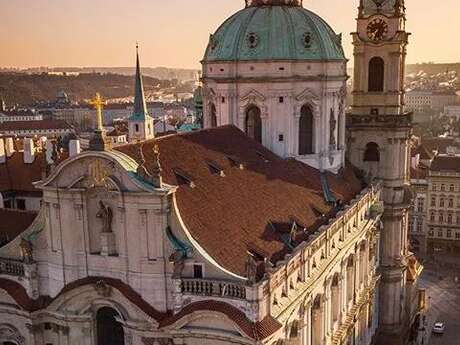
[367, 18, 389, 41]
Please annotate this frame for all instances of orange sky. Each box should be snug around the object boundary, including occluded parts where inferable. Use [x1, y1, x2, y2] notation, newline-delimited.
[0, 0, 456, 69]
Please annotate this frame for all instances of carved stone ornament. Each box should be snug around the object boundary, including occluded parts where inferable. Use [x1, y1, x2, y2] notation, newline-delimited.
[94, 280, 112, 297]
[88, 160, 110, 187]
[0, 324, 25, 345]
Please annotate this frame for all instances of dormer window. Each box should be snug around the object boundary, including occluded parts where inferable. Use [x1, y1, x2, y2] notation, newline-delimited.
[173, 168, 195, 188]
[207, 160, 225, 177]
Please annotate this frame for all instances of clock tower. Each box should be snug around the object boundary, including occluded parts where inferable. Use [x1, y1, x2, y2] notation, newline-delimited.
[347, 1, 420, 344]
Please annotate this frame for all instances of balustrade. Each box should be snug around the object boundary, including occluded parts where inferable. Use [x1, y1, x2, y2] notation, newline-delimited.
[0, 258, 25, 277]
[180, 278, 246, 300]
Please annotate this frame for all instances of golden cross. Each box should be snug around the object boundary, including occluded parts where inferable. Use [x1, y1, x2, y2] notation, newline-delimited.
[89, 92, 107, 131]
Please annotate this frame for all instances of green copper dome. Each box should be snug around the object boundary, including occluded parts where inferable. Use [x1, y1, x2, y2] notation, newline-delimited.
[203, 3, 345, 62]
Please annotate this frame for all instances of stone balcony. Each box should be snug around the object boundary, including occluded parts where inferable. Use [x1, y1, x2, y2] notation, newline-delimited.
[0, 258, 26, 277]
[179, 278, 247, 300]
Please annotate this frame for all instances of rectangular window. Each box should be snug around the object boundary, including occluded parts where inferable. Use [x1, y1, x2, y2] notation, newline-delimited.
[438, 231, 443, 237]
[16, 199, 26, 210]
[447, 230, 452, 238]
[431, 197, 436, 207]
[279, 96, 284, 103]
[193, 264, 203, 279]
[441, 184, 446, 192]
[432, 184, 437, 191]
[450, 184, 455, 192]
[456, 233, 460, 239]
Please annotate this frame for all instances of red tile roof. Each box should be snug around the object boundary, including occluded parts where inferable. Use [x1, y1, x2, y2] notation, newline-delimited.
[0, 209, 38, 246]
[431, 155, 460, 173]
[160, 300, 282, 340]
[116, 126, 363, 277]
[0, 152, 44, 193]
[0, 119, 72, 131]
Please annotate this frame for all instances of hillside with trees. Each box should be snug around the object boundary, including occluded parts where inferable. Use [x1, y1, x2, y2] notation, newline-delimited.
[0, 73, 175, 106]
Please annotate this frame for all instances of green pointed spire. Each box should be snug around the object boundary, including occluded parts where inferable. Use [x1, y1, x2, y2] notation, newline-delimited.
[129, 44, 150, 121]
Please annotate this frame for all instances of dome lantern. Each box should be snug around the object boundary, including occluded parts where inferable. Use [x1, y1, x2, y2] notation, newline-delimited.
[245, 0, 302, 7]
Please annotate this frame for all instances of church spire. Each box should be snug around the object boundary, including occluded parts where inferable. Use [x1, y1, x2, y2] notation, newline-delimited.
[133, 43, 149, 119]
[128, 43, 155, 142]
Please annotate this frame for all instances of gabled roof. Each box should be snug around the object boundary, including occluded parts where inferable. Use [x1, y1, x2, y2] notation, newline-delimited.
[116, 125, 362, 277]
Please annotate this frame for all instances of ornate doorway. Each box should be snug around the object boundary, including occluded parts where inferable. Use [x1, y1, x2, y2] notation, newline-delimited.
[96, 307, 125, 345]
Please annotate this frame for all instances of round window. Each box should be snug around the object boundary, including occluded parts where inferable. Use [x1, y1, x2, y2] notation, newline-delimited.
[246, 33, 259, 48]
[303, 32, 312, 48]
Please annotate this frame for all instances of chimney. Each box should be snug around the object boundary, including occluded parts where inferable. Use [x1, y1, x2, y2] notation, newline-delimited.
[0, 139, 5, 164]
[45, 141, 54, 164]
[4, 137, 14, 157]
[24, 138, 35, 164]
[69, 139, 81, 157]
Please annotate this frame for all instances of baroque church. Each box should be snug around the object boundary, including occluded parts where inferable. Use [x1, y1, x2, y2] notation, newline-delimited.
[0, 1, 423, 345]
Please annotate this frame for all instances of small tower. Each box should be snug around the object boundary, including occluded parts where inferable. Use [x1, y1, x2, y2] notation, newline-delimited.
[128, 44, 154, 142]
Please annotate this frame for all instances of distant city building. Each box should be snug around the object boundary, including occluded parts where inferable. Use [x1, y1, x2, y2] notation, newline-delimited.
[426, 154, 460, 255]
[0, 119, 74, 138]
[443, 105, 460, 120]
[0, 110, 43, 122]
[405, 90, 458, 113]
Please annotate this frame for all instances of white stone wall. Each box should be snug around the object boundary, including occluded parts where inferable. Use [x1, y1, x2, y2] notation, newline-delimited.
[202, 60, 347, 172]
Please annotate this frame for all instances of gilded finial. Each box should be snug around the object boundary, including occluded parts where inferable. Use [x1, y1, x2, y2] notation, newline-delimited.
[89, 92, 107, 131]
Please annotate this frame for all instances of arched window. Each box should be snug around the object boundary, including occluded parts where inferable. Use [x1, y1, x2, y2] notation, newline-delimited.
[368, 57, 385, 92]
[299, 105, 314, 155]
[210, 104, 217, 128]
[364, 142, 380, 162]
[97, 307, 125, 345]
[245, 106, 262, 143]
[311, 295, 324, 345]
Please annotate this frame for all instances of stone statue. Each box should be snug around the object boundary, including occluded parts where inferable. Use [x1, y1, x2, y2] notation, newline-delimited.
[20, 238, 33, 263]
[96, 201, 113, 233]
[329, 108, 337, 148]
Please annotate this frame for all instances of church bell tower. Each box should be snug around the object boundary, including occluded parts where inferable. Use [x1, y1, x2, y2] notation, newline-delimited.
[347, 1, 417, 344]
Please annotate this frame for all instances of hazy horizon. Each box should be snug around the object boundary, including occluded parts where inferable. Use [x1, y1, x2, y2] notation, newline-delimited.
[1, 0, 458, 69]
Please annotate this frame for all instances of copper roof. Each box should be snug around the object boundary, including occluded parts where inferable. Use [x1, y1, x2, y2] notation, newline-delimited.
[116, 126, 362, 277]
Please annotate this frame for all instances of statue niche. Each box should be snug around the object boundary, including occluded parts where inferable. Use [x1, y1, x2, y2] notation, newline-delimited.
[97, 200, 117, 256]
[87, 192, 117, 256]
[97, 201, 113, 233]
